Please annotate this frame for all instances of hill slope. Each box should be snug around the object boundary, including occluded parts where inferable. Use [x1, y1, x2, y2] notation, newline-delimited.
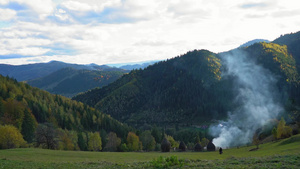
[74, 50, 236, 126]
[27, 67, 125, 97]
[0, 75, 132, 143]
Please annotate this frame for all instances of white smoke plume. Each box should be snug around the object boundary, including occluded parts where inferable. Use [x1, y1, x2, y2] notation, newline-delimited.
[209, 49, 282, 148]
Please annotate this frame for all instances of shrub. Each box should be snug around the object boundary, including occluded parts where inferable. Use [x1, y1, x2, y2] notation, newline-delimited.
[149, 156, 186, 168]
[119, 143, 128, 152]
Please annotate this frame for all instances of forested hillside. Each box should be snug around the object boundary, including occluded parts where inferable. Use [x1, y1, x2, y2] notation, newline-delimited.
[74, 31, 300, 128]
[73, 50, 236, 127]
[27, 67, 125, 97]
[0, 75, 132, 144]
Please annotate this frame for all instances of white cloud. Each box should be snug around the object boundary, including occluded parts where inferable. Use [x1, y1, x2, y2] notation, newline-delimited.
[0, 0, 300, 65]
[62, 1, 92, 12]
[0, 0, 9, 5]
[0, 8, 16, 21]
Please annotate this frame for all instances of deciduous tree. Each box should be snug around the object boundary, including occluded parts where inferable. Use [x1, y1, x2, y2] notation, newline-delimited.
[127, 132, 141, 151]
[140, 130, 156, 151]
[104, 132, 121, 152]
[88, 132, 102, 151]
[0, 125, 26, 149]
[35, 123, 58, 149]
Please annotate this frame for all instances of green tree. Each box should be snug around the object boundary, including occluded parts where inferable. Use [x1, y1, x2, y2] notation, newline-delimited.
[140, 130, 156, 151]
[166, 135, 179, 149]
[0, 125, 26, 149]
[21, 109, 38, 143]
[127, 132, 141, 151]
[88, 132, 102, 151]
[151, 126, 161, 143]
[100, 129, 108, 148]
[77, 132, 87, 151]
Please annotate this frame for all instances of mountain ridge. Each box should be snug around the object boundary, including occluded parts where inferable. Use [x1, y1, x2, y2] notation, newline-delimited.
[27, 67, 126, 97]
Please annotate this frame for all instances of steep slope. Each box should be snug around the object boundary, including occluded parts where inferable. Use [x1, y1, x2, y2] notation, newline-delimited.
[73, 50, 236, 127]
[27, 67, 125, 97]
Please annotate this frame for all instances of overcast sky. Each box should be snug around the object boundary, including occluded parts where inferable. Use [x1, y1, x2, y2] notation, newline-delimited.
[0, 0, 299, 65]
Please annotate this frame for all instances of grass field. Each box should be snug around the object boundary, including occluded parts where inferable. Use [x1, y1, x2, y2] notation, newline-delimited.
[0, 134, 299, 168]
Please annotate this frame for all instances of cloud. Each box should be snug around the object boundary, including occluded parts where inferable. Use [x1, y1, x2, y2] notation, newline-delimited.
[0, 0, 300, 66]
[272, 9, 300, 18]
[0, 8, 16, 21]
[62, 1, 92, 12]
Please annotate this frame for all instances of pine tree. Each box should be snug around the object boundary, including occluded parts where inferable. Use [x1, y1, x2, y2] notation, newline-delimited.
[21, 109, 38, 143]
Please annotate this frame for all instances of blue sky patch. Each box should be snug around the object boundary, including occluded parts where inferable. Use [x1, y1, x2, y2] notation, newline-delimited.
[240, 3, 267, 9]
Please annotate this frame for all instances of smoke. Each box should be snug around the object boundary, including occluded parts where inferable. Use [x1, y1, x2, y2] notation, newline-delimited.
[209, 49, 282, 148]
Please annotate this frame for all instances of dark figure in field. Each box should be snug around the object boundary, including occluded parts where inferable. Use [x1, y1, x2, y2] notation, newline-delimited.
[219, 147, 223, 154]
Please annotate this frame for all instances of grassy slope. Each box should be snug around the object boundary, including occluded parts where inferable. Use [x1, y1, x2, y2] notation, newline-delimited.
[0, 135, 299, 168]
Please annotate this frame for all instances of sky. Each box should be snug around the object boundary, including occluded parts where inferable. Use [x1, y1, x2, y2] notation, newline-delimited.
[0, 0, 299, 65]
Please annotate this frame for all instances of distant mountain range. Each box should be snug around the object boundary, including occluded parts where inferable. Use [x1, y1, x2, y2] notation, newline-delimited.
[27, 67, 126, 97]
[238, 39, 270, 48]
[0, 60, 157, 82]
[117, 61, 159, 70]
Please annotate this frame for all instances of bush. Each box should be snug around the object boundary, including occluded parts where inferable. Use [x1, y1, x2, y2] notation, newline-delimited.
[161, 138, 171, 152]
[119, 143, 128, 152]
[149, 156, 186, 168]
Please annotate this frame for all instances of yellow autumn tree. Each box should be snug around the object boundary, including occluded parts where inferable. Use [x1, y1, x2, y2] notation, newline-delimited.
[0, 125, 26, 149]
[88, 132, 102, 151]
[277, 117, 292, 139]
[127, 132, 142, 151]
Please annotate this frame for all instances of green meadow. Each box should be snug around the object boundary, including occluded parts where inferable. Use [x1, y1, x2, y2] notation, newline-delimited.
[0, 135, 300, 168]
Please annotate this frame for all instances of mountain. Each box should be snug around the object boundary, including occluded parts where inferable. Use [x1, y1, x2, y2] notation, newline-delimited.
[73, 50, 235, 127]
[238, 39, 270, 48]
[73, 31, 300, 128]
[26, 67, 126, 97]
[118, 61, 158, 70]
[0, 61, 127, 82]
[0, 74, 132, 143]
